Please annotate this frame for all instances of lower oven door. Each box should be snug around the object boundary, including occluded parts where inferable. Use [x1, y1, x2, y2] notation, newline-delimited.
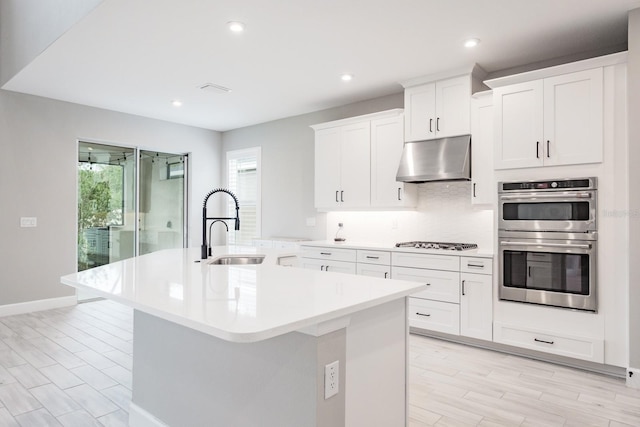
[498, 231, 597, 311]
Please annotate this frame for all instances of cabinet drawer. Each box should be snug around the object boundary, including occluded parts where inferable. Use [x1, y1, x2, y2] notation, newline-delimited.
[409, 298, 460, 335]
[357, 249, 391, 265]
[493, 322, 604, 363]
[392, 267, 460, 303]
[300, 258, 356, 275]
[300, 246, 356, 263]
[460, 257, 493, 275]
[392, 252, 459, 271]
[356, 263, 390, 279]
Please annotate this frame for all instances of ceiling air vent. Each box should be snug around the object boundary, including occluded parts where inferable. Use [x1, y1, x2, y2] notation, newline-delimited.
[198, 83, 232, 93]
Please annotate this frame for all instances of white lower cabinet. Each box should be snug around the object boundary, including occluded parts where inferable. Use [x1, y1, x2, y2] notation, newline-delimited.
[409, 299, 460, 335]
[493, 321, 604, 363]
[392, 267, 460, 303]
[299, 257, 357, 274]
[460, 272, 493, 341]
[356, 263, 390, 279]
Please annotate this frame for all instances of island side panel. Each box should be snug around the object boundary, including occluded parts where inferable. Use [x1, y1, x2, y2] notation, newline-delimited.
[131, 310, 320, 427]
[345, 298, 408, 427]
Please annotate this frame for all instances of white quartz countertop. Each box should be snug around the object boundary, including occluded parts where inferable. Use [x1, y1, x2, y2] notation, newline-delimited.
[61, 246, 423, 343]
[299, 240, 494, 258]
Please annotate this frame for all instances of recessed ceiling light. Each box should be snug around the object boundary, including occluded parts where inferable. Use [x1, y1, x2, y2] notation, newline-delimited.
[464, 38, 480, 48]
[341, 73, 354, 82]
[227, 21, 245, 33]
[172, 100, 183, 107]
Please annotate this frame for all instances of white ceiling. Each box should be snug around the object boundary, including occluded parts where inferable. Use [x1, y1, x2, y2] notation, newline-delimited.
[3, 0, 639, 131]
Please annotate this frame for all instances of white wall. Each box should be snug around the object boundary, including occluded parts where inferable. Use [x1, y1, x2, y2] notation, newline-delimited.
[221, 93, 404, 241]
[0, 90, 221, 306]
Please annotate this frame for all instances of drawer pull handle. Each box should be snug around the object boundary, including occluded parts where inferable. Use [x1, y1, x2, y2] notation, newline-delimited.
[425, 283, 431, 286]
[416, 312, 431, 317]
[534, 338, 554, 345]
[320, 252, 332, 256]
[366, 256, 379, 259]
[467, 263, 484, 268]
[384, 272, 388, 279]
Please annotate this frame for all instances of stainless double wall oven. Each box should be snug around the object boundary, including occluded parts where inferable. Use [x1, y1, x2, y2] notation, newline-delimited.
[498, 178, 597, 311]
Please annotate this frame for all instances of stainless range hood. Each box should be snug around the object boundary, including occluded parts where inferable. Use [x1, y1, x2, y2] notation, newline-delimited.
[396, 134, 471, 183]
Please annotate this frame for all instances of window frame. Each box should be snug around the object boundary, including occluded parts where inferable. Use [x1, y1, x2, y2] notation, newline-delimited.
[225, 147, 262, 245]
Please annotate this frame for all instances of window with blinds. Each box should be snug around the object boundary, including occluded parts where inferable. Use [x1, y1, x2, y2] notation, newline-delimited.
[227, 148, 261, 245]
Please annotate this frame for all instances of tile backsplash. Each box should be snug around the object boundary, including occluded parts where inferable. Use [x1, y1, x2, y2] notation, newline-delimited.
[326, 181, 494, 250]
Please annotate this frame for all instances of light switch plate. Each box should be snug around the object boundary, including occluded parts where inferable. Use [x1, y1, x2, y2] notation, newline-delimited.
[20, 217, 37, 227]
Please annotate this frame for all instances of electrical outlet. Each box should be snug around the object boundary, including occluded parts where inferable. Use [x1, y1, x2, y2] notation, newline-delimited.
[628, 368, 640, 389]
[20, 217, 37, 227]
[324, 360, 339, 399]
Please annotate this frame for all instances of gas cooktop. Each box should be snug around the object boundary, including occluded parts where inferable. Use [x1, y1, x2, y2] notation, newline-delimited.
[395, 241, 478, 251]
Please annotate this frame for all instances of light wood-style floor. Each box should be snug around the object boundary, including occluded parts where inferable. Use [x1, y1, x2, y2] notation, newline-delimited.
[0, 300, 638, 426]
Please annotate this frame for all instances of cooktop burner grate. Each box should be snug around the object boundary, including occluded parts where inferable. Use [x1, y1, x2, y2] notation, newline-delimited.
[395, 241, 478, 251]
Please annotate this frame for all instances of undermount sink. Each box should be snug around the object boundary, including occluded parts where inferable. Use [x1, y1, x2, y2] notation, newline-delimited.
[209, 255, 265, 265]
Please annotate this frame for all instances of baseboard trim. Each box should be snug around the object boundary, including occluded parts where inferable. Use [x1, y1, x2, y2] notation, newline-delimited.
[410, 328, 627, 379]
[129, 403, 168, 427]
[0, 296, 77, 317]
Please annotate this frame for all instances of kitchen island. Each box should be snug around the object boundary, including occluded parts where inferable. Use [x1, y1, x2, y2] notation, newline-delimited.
[61, 246, 424, 427]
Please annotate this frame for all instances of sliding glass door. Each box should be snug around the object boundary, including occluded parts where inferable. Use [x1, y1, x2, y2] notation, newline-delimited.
[139, 150, 187, 255]
[77, 142, 187, 272]
[78, 142, 136, 271]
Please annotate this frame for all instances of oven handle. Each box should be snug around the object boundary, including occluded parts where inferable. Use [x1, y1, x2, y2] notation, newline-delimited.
[500, 240, 592, 250]
[499, 192, 592, 200]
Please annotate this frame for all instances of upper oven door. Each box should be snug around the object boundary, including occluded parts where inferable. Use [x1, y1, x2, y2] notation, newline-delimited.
[498, 190, 596, 232]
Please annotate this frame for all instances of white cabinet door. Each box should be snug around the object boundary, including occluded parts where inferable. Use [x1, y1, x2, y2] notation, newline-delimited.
[543, 68, 603, 166]
[356, 263, 390, 279]
[460, 273, 493, 341]
[435, 75, 471, 138]
[370, 115, 416, 208]
[339, 122, 371, 208]
[314, 127, 342, 208]
[299, 257, 356, 275]
[404, 83, 436, 142]
[470, 92, 494, 205]
[494, 80, 544, 169]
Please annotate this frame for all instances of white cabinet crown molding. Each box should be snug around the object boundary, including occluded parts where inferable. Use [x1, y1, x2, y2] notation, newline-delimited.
[310, 108, 403, 131]
[485, 51, 627, 89]
[400, 63, 488, 89]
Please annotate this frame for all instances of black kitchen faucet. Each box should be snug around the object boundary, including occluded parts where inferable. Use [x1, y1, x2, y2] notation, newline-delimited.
[201, 188, 240, 259]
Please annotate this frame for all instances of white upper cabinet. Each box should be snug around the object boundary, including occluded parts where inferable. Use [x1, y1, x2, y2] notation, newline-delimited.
[491, 67, 603, 169]
[404, 75, 471, 142]
[370, 114, 416, 208]
[470, 91, 494, 205]
[314, 122, 370, 209]
[312, 109, 408, 210]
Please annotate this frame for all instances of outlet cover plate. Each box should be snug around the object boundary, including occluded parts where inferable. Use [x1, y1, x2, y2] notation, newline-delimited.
[324, 360, 339, 399]
[20, 217, 37, 227]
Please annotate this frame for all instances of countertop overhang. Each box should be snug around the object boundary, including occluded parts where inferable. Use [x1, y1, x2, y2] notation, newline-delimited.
[61, 246, 423, 343]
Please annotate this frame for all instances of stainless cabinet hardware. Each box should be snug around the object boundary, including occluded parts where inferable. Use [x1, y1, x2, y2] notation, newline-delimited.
[462, 280, 466, 296]
[320, 266, 325, 271]
[436, 117, 440, 132]
[467, 263, 484, 268]
[340, 191, 344, 202]
[429, 118, 433, 133]
[534, 338, 554, 345]
[335, 191, 339, 203]
[416, 312, 431, 317]
[500, 192, 592, 200]
[547, 140, 550, 158]
[325, 266, 330, 272]
[384, 272, 388, 279]
[366, 256, 379, 259]
[473, 183, 476, 198]
[425, 283, 431, 286]
[320, 252, 332, 256]
[536, 141, 540, 158]
[398, 187, 402, 201]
